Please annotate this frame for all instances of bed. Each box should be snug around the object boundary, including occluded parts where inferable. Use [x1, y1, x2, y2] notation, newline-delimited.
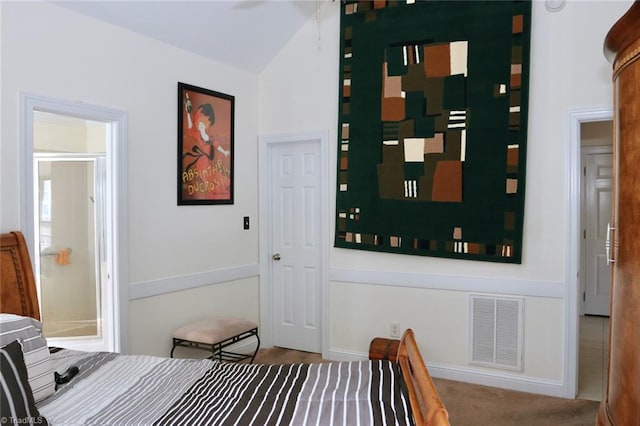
[0, 230, 449, 425]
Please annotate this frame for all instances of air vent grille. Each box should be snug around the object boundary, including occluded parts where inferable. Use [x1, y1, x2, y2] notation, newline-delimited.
[470, 294, 523, 371]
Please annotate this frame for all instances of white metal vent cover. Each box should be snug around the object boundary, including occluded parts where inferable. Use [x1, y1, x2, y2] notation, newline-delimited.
[469, 294, 524, 371]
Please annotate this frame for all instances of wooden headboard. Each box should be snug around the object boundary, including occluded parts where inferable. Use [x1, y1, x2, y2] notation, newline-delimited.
[0, 231, 40, 319]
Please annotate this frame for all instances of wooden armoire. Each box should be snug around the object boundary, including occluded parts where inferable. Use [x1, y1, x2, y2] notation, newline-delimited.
[598, 1, 640, 425]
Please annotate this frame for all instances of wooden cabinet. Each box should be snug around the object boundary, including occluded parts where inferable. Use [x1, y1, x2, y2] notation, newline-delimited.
[598, 2, 640, 425]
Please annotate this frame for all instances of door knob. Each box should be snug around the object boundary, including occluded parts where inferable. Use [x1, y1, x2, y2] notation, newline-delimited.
[272, 253, 281, 261]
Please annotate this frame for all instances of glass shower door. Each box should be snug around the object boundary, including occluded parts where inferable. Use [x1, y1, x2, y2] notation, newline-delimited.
[34, 156, 106, 344]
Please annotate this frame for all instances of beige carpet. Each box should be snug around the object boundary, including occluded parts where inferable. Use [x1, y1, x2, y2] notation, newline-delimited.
[433, 378, 599, 426]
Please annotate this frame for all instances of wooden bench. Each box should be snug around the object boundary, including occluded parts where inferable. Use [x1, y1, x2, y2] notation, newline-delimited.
[171, 317, 260, 363]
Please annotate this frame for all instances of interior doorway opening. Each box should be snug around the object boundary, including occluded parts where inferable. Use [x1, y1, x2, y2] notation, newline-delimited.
[577, 118, 612, 402]
[20, 93, 129, 353]
[33, 113, 110, 351]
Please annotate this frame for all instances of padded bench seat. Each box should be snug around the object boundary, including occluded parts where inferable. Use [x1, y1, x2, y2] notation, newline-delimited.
[171, 317, 260, 363]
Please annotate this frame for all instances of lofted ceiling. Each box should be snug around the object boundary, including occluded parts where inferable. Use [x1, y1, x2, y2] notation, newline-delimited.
[54, 0, 322, 73]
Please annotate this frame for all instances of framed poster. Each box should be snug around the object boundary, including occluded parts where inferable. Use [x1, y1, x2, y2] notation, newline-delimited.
[178, 82, 234, 205]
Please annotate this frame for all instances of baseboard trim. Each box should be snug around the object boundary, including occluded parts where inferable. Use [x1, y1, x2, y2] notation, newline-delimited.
[327, 348, 566, 398]
[427, 363, 567, 398]
[330, 267, 564, 299]
[129, 264, 259, 300]
[326, 348, 368, 362]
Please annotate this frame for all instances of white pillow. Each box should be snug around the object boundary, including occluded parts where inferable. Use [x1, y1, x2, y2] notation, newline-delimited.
[0, 314, 55, 403]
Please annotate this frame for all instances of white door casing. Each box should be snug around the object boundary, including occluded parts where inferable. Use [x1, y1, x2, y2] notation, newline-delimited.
[20, 93, 129, 353]
[258, 131, 329, 356]
[566, 107, 612, 398]
[582, 148, 612, 316]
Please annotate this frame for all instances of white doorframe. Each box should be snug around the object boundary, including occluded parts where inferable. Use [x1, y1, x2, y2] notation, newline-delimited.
[565, 107, 612, 398]
[258, 130, 330, 358]
[19, 92, 130, 354]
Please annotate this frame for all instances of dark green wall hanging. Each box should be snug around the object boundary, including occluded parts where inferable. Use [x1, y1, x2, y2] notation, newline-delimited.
[335, 0, 531, 263]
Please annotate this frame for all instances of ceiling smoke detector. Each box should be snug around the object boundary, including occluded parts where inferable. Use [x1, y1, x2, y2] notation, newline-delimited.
[545, 0, 566, 13]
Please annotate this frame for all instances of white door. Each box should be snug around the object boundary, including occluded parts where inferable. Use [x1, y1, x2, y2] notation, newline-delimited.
[583, 150, 612, 316]
[269, 140, 322, 353]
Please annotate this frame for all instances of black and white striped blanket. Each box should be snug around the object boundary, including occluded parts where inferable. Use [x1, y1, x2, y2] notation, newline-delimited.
[38, 349, 414, 425]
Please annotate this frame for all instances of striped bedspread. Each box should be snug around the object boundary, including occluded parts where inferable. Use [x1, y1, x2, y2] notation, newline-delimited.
[38, 349, 414, 425]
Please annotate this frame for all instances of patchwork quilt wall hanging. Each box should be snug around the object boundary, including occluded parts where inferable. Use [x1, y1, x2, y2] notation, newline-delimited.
[335, 0, 532, 263]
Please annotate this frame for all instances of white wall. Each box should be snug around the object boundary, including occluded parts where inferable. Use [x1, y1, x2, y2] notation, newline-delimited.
[259, 0, 632, 396]
[130, 278, 259, 357]
[0, 1, 261, 353]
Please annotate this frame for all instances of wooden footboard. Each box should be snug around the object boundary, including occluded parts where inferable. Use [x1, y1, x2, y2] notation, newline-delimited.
[370, 330, 450, 426]
[399, 329, 449, 426]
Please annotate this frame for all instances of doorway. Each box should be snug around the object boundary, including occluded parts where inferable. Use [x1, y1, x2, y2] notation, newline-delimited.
[580, 143, 612, 317]
[20, 93, 129, 353]
[566, 108, 612, 399]
[574, 115, 613, 401]
[258, 131, 330, 357]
